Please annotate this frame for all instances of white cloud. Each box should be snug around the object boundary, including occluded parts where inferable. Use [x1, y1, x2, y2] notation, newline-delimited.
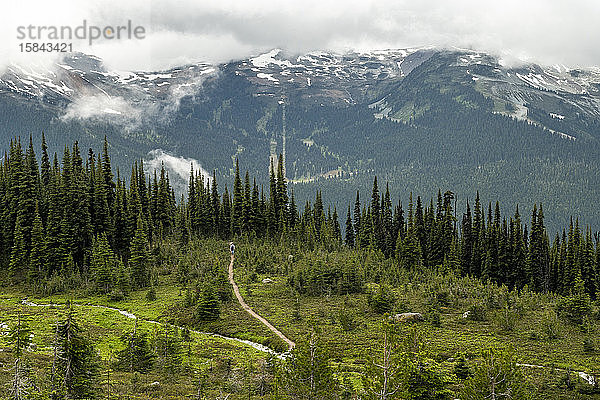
[59, 66, 214, 126]
[144, 149, 211, 196]
[61, 94, 142, 123]
[2, 0, 600, 73]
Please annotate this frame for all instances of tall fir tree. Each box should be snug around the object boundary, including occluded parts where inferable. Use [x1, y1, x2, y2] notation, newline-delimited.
[345, 205, 355, 248]
[9, 215, 28, 283]
[53, 305, 100, 399]
[28, 202, 46, 283]
[90, 233, 117, 294]
[129, 216, 150, 288]
[232, 159, 243, 235]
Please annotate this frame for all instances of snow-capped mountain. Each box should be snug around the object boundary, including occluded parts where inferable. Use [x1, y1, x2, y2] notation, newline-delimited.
[0, 48, 600, 119]
[2, 47, 600, 131]
[232, 47, 436, 104]
[0, 53, 217, 103]
[0, 48, 433, 114]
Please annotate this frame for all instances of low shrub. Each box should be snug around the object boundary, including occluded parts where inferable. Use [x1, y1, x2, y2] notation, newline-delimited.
[467, 303, 487, 322]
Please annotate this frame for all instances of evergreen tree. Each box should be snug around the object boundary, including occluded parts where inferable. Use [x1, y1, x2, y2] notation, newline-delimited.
[196, 284, 220, 321]
[156, 324, 182, 374]
[471, 192, 483, 277]
[21, 136, 39, 250]
[9, 215, 28, 283]
[220, 186, 232, 238]
[529, 205, 550, 292]
[90, 233, 117, 294]
[93, 154, 112, 240]
[188, 165, 199, 234]
[511, 206, 527, 289]
[129, 217, 150, 288]
[345, 205, 355, 248]
[382, 185, 394, 256]
[28, 202, 46, 283]
[393, 200, 405, 245]
[155, 165, 174, 235]
[243, 171, 253, 232]
[461, 200, 473, 275]
[101, 136, 115, 213]
[559, 276, 592, 324]
[232, 159, 244, 235]
[313, 191, 324, 237]
[461, 347, 529, 400]
[211, 170, 220, 236]
[581, 229, 596, 298]
[40, 132, 51, 189]
[53, 305, 100, 399]
[45, 158, 67, 276]
[114, 321, 154, 373]
[288, 188, 298, 230]
[276, 153, 288, 225]
[332, 207, 342, 245]
[114, 259, 130, 299]
[397, 198, 423, 271]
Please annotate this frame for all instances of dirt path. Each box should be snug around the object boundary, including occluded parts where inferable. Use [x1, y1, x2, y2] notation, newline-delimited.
[228, 255, 295, 351]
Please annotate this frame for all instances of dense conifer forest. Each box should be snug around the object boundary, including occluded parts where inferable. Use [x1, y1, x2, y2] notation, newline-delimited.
[1, 136, 597, 299]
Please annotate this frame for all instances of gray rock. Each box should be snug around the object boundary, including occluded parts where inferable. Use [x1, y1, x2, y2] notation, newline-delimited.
[389, 312, 424, 323]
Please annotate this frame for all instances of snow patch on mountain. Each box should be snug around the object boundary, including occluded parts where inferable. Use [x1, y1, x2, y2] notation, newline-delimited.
[1, 53, 218, 129]
[251, 49, 300, 69]
[257, 73, 279, 83]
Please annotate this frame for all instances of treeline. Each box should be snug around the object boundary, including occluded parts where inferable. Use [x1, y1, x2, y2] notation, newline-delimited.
[0, 136, 598, 300]
[345, 179, 598, 299]
[0, 136, 160, 294]
[0, 136, 343, 293]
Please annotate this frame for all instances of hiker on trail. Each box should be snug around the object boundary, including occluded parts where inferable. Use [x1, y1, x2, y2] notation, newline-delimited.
[229, 242, 235, 256]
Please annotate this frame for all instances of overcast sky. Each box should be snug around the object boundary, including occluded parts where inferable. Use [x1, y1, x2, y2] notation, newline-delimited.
[2, 0, 599, 72]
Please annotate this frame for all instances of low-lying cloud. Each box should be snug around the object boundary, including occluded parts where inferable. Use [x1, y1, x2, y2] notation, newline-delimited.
[61, 94, 142, 124]
[144, 149, 211, 196]
[58, 67, 214, 128]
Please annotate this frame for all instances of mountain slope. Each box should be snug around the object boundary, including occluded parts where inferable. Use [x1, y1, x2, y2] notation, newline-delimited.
[1, 48, 599, 232]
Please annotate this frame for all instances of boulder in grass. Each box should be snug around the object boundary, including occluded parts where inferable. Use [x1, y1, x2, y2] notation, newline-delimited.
[389, 312, 424, 323]
[262, 278, 273, 284]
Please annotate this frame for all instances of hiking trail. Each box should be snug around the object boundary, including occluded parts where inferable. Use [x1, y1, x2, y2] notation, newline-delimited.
[228, 254, 295, 352]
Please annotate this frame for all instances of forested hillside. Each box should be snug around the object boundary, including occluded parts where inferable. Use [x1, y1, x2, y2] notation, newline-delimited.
[1, 137, 597, 297]
[3, 49, 600, 233]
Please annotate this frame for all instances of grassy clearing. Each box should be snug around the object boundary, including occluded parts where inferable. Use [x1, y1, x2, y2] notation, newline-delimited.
[231, 239, 600, 399]
[0, 291, 272, 399]
[1, 238, 599, 398]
